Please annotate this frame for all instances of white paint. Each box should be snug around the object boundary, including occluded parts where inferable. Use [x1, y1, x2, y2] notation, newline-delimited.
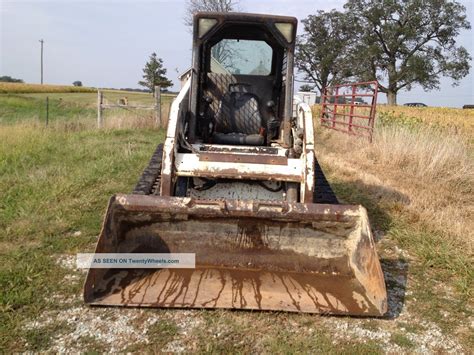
[174, 153, 303, 181]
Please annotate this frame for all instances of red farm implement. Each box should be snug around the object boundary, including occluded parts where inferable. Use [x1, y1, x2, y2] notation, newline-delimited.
[320, 81, 378, 141]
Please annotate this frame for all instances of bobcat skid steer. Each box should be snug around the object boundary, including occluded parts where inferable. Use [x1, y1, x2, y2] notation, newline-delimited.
[84, 12, 387, 316]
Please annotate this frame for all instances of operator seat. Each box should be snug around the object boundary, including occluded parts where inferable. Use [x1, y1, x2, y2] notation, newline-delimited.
[206, 76, 265, 145]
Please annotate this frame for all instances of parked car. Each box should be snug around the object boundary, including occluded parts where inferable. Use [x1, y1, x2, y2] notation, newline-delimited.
[404, 102, 427, 107]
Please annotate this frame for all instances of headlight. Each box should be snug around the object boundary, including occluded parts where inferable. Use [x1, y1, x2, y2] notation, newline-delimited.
[275, 22, 294, 43]
[198, 18, 218, 38]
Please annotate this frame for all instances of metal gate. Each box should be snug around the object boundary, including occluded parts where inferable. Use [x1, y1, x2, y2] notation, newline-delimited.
[320, 81, 378, 141]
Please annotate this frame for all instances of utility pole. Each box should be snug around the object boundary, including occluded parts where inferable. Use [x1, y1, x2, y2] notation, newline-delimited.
[39, 39, 44, 84]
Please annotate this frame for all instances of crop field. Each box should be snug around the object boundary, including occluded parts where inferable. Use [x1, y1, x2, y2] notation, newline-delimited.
[377, 105, 474, 137]
[314, 104, 474, 139]
[0, 82, 96, 94]
[0, 92, 472, 353]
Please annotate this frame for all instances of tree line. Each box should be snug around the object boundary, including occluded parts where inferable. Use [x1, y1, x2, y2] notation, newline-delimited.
[133, 0, 474, 105]
[3, 0, 469, 105]
[296, 0, 471, 105]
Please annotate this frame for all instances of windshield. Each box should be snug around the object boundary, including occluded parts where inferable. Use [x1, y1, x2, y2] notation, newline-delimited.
[210, 39, 273, 76]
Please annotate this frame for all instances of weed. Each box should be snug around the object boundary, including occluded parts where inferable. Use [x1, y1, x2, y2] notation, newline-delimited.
[77, 335, 108, 353]
[391, 332, 414, 348]
[23, 321, 72, 351]
[147, 320, 179, 345]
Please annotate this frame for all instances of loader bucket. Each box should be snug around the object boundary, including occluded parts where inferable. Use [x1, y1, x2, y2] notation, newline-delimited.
[84, 194, 387, 316]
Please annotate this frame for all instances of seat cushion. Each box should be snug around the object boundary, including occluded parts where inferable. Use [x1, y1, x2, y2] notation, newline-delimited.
[212, 132, 264, 145]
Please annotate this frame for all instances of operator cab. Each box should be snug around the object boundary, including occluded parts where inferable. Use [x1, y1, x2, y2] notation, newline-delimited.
[187, 12, 297, 147]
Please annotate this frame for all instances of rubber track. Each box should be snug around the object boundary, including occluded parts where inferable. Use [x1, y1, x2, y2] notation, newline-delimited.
[133, 144, 163, 195]
[313, 157, 339, 204]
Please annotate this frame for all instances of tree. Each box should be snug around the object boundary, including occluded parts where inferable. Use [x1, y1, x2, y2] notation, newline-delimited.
[299, 84, 315, 92]
[138, 53, 173, 95]
[0, 76, 24, 83]
[345, 0, 471, 105]
[184, 0, 240, 65]
[295, 11, 355, 95]
[72, 81, 82, 87]
[183, 0, 239, 27]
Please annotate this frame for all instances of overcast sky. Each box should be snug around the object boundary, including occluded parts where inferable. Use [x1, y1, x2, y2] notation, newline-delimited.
[1, 0, 473, 107]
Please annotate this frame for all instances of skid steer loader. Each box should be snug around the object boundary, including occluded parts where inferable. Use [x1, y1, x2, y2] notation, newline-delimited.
[84, 12, 387, 316]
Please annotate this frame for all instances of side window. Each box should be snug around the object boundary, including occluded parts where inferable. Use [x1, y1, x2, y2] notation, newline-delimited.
[210, 39, 272, 75]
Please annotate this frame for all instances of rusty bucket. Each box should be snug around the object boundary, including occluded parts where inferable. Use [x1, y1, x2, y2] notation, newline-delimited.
[83, 194, 387, 316]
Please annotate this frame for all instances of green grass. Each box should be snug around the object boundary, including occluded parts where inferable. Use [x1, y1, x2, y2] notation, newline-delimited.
[0, 94, 95, 125]
[0, 125, 165, 351]
[23, 321, 73, 351]
[390, 332, 414, 349]
[184, 311, 383, 354]
[125, 319, 180, 352]
[262, 330, 382, 354]
[0, 92, 175, 126]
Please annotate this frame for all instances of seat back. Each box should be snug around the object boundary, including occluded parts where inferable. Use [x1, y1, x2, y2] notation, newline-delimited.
[204, 73, 275, 135]
[216, 88, 262, 135]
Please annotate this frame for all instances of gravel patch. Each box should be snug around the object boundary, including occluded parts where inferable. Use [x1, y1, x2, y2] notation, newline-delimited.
[24, 305, 205, 353]
[323, 316, 464, 354]
[34, 251, 466, 353]
[55, 254, 86, 273]
[25, 306, 153, 352]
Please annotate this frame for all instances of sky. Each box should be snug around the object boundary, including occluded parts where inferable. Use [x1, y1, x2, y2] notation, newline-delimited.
[1, 0, 473, 107]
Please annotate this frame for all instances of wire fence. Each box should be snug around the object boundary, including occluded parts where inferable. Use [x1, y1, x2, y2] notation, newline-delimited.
[97, 86, 174, 129]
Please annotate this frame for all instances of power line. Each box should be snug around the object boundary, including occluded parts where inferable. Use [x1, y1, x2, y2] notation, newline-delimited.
[39, 39, 44, 84]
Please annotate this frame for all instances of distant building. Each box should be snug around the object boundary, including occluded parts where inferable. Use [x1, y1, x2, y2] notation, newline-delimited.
[296, 91, 367, 105]
[296, 91, 319, 105]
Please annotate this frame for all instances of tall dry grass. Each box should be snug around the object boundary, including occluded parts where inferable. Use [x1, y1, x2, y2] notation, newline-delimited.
[315, 121, 473, 252]
[102, 104, 171, 129]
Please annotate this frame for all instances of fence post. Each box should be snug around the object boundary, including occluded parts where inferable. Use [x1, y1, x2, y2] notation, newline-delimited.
[45, 96, 49, 127]
[369, 82, 378, 143]
[320, 87, 326, 126]
[155, 85, 161, 128]
[349, 84, 356, 132]
[97, 90, 103, 128]
[333, 86, 339, 128]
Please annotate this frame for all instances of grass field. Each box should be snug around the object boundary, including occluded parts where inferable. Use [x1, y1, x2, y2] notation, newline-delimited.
[0, 90, 175, 128]
[0, 93, 472, 353]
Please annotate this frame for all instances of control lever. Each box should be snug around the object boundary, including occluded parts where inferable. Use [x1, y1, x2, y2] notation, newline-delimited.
[266, 100, 279, 144]
[199, 96, 214, 142]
